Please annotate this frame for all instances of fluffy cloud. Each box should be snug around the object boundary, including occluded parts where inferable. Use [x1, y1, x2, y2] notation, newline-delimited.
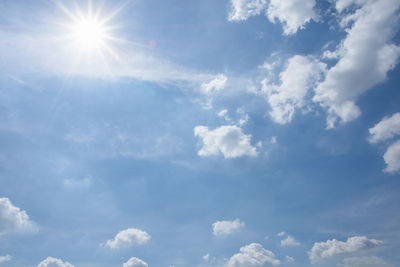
[105, 228, 151, 249]
[212, 218, 245, 236]
[338, 256, 393, 267]
[201, 74, 227, 94]
[123, 257, 148, 267]
[383, 140, 400, 173]
[0, 255, 11, 264]
[369, 113, 400, 173]
[0, 197, 34, 234]
[194, 125, 258, 158]
[226, 243, 280, 266]
[308, 236, 384, 264]
[314, 0, 400, 128]
[266, 0, 318, 35]
[262, 55, 326, 124]
[37, 257, 74, 267]
[369, 113, 400, 143]
[228, 0, 267, 21]
[280, 235, 300, 247]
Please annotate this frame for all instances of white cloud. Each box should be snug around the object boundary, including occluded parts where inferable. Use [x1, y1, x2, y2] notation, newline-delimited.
[212, 218, 245, 236]
[276, 231, 285, 237]
[0, 255, 11, 264]
[194, 125, 258, 158]
[383, 139, 400, 173]
[280, 235, 300, 247]
[228, 0, 267, 21]
[105, 228, 151, 249]
[123, 257, 148, 267]
[201, 74, 227, 94]
[369, 113, 400, 143]
[200, 74, 228, 109]
[37, 257, 74, 267]
[314, 0, 400, 128]
[285, 256, 294, 263]
[308, 236, 384, 264]
[226, 243, 281, 267]
[0, 197, 34, 234]
[338, 256, 393, 267]
[203, 253, 210, 262]
[262, 55, 326, 124]
[267, 0, 318, 35]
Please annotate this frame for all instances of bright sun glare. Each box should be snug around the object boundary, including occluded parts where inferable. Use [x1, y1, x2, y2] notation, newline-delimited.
[59, 0, 124, 58]
[73, 17, 106, 48]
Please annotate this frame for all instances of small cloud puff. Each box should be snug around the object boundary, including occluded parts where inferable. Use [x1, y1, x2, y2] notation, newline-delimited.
[212, 218, 245, 236]
[123, 257, 148, 267]
[37, 257, 74, 267]
[226, 243, 280, 266]
[194, 125, 258, 158]
[0, 255, 11, 264]
[281, 235, 300, 247]
[105, 228, 151, 249]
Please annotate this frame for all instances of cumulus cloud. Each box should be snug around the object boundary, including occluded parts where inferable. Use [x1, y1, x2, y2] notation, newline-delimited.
[194, 125, 258, 158]
[0, 255, 11, 264]
[314, 0, 400, 128]
[105, 228, 151, 249]
[262, 55, 326, 124]
[308, 236, 384, 264]
[338, 256, 393, 267]
[200, 74, 227, 109]
[212, 219, 245, 236]
[226, 243, 280, 267]
[369, 113, 400, 173]
[267, 0, 318, 35]
[383, 140, 400, 173]
[280, 235, 300, 247]
[228, 0, 267, 21]
[0, 197, 34, 234]
[37, 257, 74, 267]
[369, 113, 400, 143]
[123, 257, 148, 267]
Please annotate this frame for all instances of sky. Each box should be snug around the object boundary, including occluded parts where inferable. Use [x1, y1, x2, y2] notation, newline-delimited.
[0, 0, 400, 266]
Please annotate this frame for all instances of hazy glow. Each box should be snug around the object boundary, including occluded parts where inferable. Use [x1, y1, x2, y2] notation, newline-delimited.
[59, 0, 125, 59]
[72, 17, 106, 49]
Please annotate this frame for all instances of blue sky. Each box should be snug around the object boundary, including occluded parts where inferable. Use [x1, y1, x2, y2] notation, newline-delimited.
[0, 0, 400, 266]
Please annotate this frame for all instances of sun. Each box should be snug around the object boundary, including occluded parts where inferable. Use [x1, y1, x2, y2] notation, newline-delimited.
[72, 17, 107, 49]
[58, 0, 125, 58]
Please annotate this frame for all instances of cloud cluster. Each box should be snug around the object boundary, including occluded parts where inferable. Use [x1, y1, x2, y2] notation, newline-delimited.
[212, 219, 245, 236]
[194, 125, 258, 158]
[369, 113, 400, 173]
[0, 197, 34, 235]
[314, 0, 400, 128]
[262, 55, 326, 124]
[123, 257, 148, 267]
[37, 257, 74, 267]
[226, 243, 281, 266]
[105, 228, 151, 249]
[228, 0, 267, 21]
[229, 0, 317, 35]
[308, 236, 384, 264]
[267, 0, 318, 35]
